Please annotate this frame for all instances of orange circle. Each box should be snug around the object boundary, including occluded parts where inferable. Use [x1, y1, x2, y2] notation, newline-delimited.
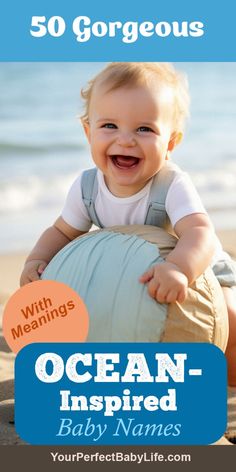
[2, 280, 89, 353]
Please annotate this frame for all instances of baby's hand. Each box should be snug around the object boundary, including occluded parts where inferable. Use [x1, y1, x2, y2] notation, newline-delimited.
[139, 262, 188, 304]
[20, 259, 48, 286]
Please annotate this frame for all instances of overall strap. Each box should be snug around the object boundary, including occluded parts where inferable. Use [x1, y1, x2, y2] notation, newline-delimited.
[145, 162, 179, 228]
[81, 168, 104, 228]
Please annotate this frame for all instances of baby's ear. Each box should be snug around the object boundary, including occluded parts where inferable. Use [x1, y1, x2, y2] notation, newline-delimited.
[168, 132, 183, 151]
[81, 118, 91, 142]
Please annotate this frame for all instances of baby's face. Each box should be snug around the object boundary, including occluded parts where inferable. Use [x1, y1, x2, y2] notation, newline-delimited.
[83, 82, 178, 197]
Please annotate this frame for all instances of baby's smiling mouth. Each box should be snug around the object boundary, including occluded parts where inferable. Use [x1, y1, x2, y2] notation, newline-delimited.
[110, 155, 141, 169]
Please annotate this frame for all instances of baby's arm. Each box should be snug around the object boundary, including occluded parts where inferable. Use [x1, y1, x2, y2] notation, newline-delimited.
[20, 217, 86, 286]
[140, 213, 215, 303]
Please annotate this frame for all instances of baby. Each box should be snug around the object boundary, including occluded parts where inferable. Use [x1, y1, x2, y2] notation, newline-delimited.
[20, 62, 236, 387]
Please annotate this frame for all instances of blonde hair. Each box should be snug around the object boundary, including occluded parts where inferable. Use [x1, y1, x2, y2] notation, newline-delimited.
[81, 62, 190, 133]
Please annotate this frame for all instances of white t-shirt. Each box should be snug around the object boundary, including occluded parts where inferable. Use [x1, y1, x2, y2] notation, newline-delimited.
[61, 168, 229, 264]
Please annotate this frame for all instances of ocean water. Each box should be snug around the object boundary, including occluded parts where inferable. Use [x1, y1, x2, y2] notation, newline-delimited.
[0, 62, 236, 253]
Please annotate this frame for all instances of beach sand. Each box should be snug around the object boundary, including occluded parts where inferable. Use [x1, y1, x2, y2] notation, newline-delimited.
[0, 229, 235, 445]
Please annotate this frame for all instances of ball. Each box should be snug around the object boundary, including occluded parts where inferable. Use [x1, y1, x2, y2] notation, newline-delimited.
[42, 225, 228, 349]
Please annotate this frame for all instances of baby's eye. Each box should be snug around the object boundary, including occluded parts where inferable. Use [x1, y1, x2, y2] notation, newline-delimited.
[137, 126, 154, 133]
[101, 123, 117, 129]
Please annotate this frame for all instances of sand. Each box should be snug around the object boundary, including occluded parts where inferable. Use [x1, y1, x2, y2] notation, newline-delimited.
[0, 229, 235, 445]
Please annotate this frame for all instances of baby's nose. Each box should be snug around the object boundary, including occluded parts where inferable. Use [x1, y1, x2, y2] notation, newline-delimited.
[116, 131, 136, 146]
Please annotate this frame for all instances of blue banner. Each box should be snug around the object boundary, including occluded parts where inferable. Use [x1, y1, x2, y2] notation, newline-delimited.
[0, 0, 235, 61]
[15, 342, 227, 445]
